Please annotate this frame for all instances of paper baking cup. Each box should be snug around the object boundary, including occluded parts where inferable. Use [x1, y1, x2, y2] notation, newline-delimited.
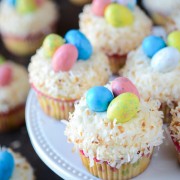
[0, 104, 25, 133]
[108, 54, 127, 74]
[33, 86, 76, 120]
[80, 152, 152, 180]
[69, 0, 91, 5]
[170, 135, 180, 163]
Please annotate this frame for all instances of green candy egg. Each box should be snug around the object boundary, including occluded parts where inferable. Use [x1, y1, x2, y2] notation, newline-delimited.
[16, 0, 37, 14]
[107, 92, 140, 123]
[43, 34, 64, 58]
[0, 55, 5, 65]
[105, 3, 134, 27]
[167, 31, 180, 51]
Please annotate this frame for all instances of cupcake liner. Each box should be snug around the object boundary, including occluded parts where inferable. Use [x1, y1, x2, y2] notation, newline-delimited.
[108, 54, 127, 75]
[0, 104, 25, 133]
[80, 152, 152, 180]
[170, 135, 180, 163]
[33, 86, 76, 120]
[70, 0, 91, 6]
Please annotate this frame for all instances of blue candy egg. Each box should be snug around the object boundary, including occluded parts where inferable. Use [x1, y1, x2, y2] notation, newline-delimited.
[142, 35, 166, 58]
[65, 30, 93, 60]
[0, 150, 15, 180]
[86, 86, 114, 112]
[7, 0, 16, 6]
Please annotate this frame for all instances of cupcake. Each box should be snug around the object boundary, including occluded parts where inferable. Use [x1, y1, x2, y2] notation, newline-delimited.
[143, 0, 180, 28]
[120, 31, 180, 123]
[0, 148, 34, 179]
[0, 0, 58, 56]
[79, 0, 152, 74]
[65, 77, 164, 180]
[0, 59, 29, 132]
[70, 0, 91, 6]
[170, 105, 180, 163]
[28, 30, 111, 120]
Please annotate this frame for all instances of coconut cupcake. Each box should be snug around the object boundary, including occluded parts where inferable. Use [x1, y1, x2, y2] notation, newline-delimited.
[65, 77, 163, 180]
[0, 0, 58, 56]
[28, 30, 111, 120]
[120, 31, 180, 123]
[0, 59, 29, 132]
[79, 0, 152, 74]
[170, 105, 180, 163]
[0, 148, 34, 180]
[143, 0, 180, 28]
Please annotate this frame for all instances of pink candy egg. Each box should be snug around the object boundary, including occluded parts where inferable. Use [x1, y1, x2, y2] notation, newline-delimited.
[35, 0, 44, 6]
[52, 44, 78, 72]
[92, 0, 111, 16]
[111, 77, 140, 99]
[0, 64, 12, 86]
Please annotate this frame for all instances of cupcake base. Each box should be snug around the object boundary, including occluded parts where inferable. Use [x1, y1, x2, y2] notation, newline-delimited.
[80, 153, 152, 180]
[108, 54, 127, 75]
[0, 104, 25, 133]
[33, 85, 76, 120]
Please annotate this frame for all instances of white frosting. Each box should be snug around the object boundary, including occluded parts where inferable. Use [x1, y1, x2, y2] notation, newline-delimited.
[28, 48, 111, 100]
[65, 92, 164, 168]
[0, 62, 29, 112]
[120, 47, 180, 105]
[143, 0, 180, 15]
[0, 0, 58, 37]
[79, 5, 152, 55]
[11, 150, 34, 180]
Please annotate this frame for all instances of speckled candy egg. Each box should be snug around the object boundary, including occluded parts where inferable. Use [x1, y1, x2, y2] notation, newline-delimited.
[65, 30, 93, 60]
[111, 77, 140, 99]
[52, 44, 78, 72]
[86, 86, 114, 112]
[92, 0, 111, 16]
[151, 47, 180, 73]
[0, 150, 15, 180]
[142, 35, 166, 58]
[167, 31, 180, 52]
[43, 34, 64, 58]
[107, 92, 140, 123]
[16, 0, 37, 14]
[105, 3, 134, 27]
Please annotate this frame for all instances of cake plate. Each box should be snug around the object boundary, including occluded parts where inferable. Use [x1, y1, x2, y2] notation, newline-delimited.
[26, 90, 180, 180]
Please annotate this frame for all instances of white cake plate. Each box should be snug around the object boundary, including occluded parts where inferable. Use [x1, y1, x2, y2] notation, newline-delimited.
[26, 90, 180, 180]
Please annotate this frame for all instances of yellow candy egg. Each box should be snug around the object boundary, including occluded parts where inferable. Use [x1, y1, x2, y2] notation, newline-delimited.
[167, 31, 180, 51]
[107, 92, 139, 123]
[104, 3, 134, 27]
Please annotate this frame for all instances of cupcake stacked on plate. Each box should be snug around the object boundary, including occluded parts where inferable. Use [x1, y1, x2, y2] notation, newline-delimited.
[0, 57, 29, 132]
[65, 77, 164, 180]
[0, 148, 35, 180]
[120, 30, 180, 123]
[79, 0, 152, 74]
[28, 30, 111, 120]
[0, 0, 58, 56]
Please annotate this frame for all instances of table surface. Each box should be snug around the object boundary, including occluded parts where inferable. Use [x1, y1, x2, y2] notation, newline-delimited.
[0, 0, 144, 180]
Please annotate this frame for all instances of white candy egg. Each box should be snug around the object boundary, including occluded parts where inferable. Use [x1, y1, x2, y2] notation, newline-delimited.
[151, 47, 180, 73]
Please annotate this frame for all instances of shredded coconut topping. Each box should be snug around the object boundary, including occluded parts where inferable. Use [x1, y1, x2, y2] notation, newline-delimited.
[170, 104, 180, 146]
[28, 48, 111, 100]
[0, 62, 29, 112]
[65, 92, 164, 168]
[0, 0, 58, 37]
[79, 5, 152, 55]
[120, 47, 180, 105]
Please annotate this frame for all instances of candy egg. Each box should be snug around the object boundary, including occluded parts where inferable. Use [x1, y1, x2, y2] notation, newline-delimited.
[7, 0, 16, 6]
[167, 31, 180, 52]
[111, 77, 140, 99]
[113, 0, 137, 10]
[35, 0, 44, 6]
[16, 0, 37, 14]
[86, 86, 114, 112]
[105, 4, 134, 27]
[0, 150, 14, 180]
[92, 0, 111, 16]
[0, 64, 12, 87]
[0, 56, 5, 65]
[107, 92, 139, 123]
[142, 35, 166, 58]
[52, 44, 78, 72]
[65, 30, 93, 60]
[43, 34, 64, 58]
[151, 47, 180, 73]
